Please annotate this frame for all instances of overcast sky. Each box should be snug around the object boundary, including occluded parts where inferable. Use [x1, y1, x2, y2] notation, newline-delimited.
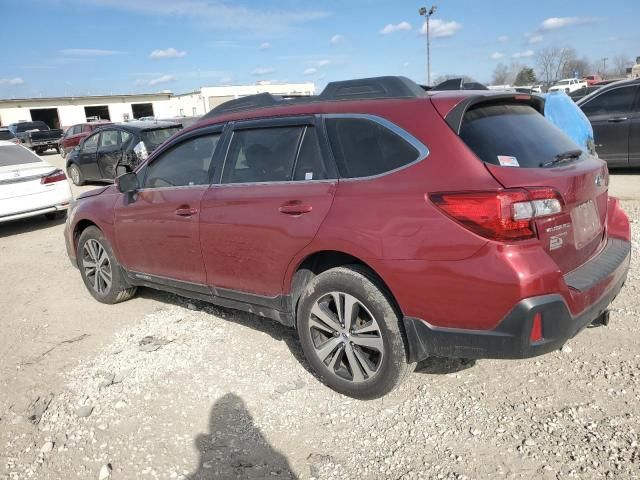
[1, 0, 638, 98]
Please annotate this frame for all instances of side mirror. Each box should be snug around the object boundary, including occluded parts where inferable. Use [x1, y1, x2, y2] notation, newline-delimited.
[116, 172, 139, 193]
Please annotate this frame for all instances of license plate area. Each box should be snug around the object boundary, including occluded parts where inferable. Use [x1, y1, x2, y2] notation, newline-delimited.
[571, 200, 601, 249]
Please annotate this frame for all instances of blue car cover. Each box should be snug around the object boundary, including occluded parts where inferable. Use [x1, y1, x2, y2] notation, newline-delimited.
[543, 92, 595, 155]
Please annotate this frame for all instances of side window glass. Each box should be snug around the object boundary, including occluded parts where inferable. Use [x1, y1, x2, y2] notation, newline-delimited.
[221, 126, 303, 184]
[293, 127, 328, 181]
[99, 130, 120, 150]
[83, 133, 100, 151]
[143, 134, 220, 188]
[325, 118, 419, 178]
[120, 131, 133, 146]
[581, 86, 637, 117]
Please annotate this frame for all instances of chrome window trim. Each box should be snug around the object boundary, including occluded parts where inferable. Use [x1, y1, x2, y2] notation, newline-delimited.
[578, 83, 639, 112]
[321, 113, 430, 182]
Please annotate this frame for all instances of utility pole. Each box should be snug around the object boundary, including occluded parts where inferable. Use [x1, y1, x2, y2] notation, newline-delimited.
[419, 5, 437, 86]
[602, 57, 608, 79]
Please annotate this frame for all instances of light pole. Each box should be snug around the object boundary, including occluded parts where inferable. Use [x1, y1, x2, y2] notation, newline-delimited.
[602, 57, 608, 79]
[419, 5, 437, 86]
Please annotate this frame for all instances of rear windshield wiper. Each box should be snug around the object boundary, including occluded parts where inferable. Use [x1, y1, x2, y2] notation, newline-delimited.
[540, 149, 583, 168]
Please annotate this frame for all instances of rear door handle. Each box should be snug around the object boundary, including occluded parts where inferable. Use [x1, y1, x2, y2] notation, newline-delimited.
[607, 117, 628, 123]
[279, 202, 313, 215]
[175, 206, 198, 217]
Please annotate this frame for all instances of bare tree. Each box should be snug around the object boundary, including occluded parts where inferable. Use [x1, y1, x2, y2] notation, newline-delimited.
[491, 63, 510, 85]
[611, 55, 632, 78]
[536, 47, 576, 84]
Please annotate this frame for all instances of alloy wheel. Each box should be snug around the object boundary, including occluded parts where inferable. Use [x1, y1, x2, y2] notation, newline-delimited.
[70, 166, 80, 185]
[82, 239, 112, 295]
[308, 292, 384, 383]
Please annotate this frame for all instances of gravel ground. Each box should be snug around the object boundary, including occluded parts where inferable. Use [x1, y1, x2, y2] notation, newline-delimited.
[0, 160, 638, 479]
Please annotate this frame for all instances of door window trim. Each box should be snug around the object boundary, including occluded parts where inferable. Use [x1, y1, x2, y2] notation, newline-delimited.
[579, 84, 640, 115]
[216, 116, 337, 186]
[321, 113, 430, 182]
[137, 129, 224, 191]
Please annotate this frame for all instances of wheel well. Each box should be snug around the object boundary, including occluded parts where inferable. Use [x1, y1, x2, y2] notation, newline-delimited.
[73, 220, 98, 251]
[290, 250, 402, 326]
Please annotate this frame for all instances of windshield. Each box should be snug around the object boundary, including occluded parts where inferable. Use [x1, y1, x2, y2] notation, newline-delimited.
[0, 130, 15, 140]
[0, 145, 43, 167]
[459, 103, 581, 168]
[141, 127, 181, 151]
[14, 121, 50, 133]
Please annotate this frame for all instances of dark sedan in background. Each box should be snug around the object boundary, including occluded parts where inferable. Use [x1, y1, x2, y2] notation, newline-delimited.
[577, 78, 640, 168]
[65, 121, 181, 185]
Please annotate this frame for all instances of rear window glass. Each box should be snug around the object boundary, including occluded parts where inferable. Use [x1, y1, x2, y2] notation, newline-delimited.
[459, 103, 580, 168]
[13, 122, 49, 133]
[141, 127, 181, 151]
[0, 145, 42, 167]
[325, 118, 419, 178]
[0, 130, 15, 141]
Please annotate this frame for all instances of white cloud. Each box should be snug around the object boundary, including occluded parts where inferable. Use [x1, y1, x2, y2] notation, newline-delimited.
[59, 49, 125, 56]
[420, 19, 462, 38]
[528, 34, 544, 44]
[78, 0, 328, 35]
[330, 34, 344, 44]
[252, 67, 275, 76]
[136, 74, 175, 86]
[0, 77, 24, 86]
[497, 35, 509, 43]
[380, 21, 412, 35]
[512, 50, 534, 58]
[539, 17, 598, 31]
[303, 67, 317, 75]
[150, 47, 186, 59]
[259, 42, 271, 50]
[315, 59, 330, 67]
[490, 52, 504, 60]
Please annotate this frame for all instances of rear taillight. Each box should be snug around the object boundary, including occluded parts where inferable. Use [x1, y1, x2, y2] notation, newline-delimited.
[41, 169, 67, 184]
[429, 188, 563, 241]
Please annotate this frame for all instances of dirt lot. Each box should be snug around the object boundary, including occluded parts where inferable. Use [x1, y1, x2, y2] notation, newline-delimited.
[1, 153, 638, 480]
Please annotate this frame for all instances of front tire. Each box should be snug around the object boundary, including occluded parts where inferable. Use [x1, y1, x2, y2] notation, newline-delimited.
[77, 226, 137, 304]
[297, 265, 413, 399]
[68, 163, 84, 186]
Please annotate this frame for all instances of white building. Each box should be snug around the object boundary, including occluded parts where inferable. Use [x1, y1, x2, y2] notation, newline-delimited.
[0, 82, 315, 129]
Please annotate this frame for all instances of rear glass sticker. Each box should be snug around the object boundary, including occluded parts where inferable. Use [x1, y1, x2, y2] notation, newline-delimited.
[497, 155, 520, 167]
[305, 172, 313, 180]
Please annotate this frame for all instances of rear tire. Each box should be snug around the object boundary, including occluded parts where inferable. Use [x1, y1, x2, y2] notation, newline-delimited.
[297, 265, 414, 399]
[68, 163, 84, 186]
[77, 226, 137, 304]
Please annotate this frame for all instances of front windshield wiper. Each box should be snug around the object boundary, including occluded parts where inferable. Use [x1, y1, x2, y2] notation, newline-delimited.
[540, 149, 583, 168]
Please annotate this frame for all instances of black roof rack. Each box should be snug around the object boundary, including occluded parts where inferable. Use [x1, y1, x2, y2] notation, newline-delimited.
[202, 75, 425, 120]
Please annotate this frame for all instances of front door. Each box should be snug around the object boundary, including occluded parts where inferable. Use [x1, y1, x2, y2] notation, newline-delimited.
[77, 132, 101, 180]
[96, 128, 124, 180]
[113, 131, 222, 285]
[581, 84, 639, 166]
[629, 89, 640, 167]
[199, 119, 337, 298]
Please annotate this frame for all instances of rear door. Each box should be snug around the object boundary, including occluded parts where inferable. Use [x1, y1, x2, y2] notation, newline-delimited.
[457, 100, 608, 274]
[579, 84, 639, 166]
[199, 117, 337, 297]
[628, 88, 640, 166]
[77, 132, 101, 180]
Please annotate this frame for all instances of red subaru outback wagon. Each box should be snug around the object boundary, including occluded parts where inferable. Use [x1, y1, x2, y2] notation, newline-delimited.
[65, 77, 631, 399]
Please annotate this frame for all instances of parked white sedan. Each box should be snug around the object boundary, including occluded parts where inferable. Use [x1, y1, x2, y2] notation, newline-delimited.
[0, 141, 72, 223]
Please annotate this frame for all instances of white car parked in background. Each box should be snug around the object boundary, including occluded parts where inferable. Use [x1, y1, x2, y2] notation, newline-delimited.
[548, 78, 588, 93]
[0, 141, 72, 223]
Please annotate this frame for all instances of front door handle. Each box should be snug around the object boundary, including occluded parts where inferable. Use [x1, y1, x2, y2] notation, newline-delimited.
[607, 117, 628, 123]
[175, 206, 198, 217]
[279, 202, 313, 215]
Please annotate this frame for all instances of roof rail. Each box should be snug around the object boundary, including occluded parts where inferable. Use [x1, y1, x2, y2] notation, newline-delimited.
[202, 76, 425, 120]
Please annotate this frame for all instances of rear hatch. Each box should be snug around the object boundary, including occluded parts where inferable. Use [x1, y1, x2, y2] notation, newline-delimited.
[451, 96, 608, 274]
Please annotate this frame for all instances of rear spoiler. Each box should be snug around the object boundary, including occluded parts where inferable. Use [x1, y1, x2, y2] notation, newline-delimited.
[444, 93, 545, 134]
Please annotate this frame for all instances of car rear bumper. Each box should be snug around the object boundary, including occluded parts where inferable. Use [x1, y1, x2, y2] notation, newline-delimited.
[403, 237, 631, 362]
